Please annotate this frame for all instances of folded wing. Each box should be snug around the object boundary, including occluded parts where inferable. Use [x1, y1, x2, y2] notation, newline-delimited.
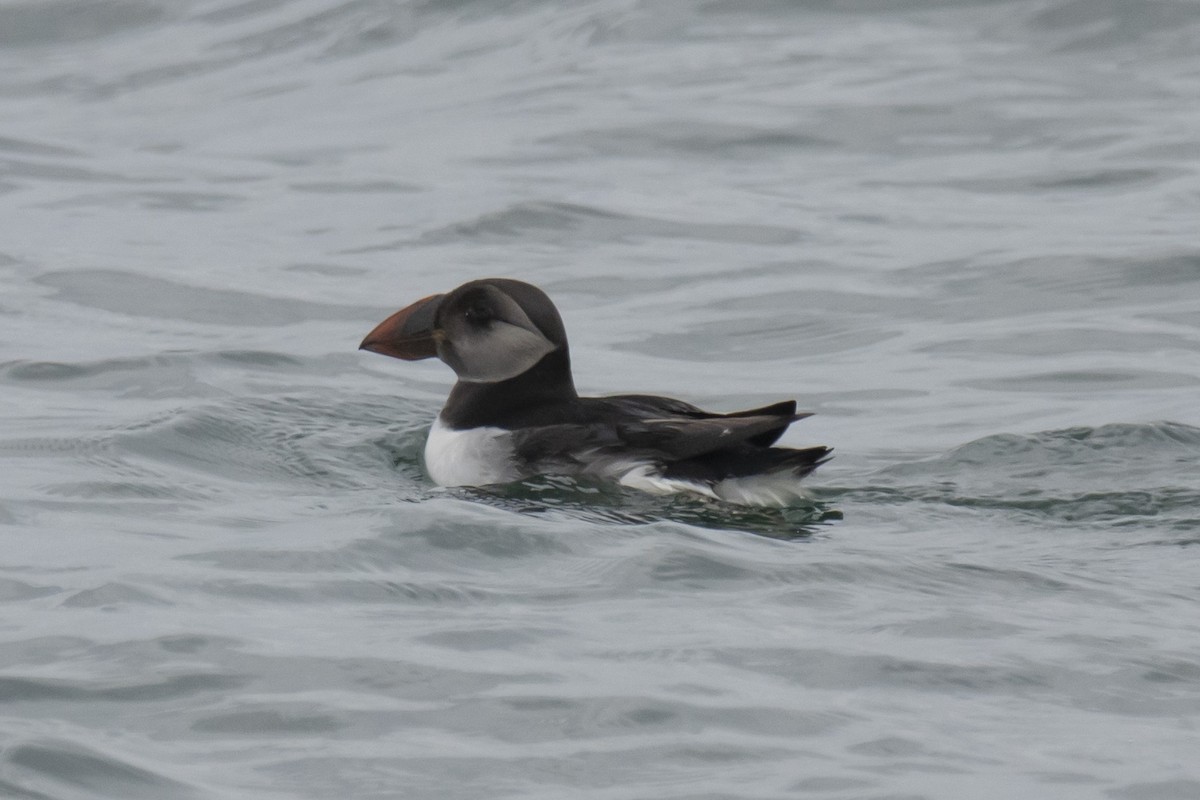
[511, 397, 829, 481]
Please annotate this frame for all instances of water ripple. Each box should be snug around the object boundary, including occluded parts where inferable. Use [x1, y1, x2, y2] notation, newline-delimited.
[2, 739, 201, 800]
[35, 270, 373, 326]
[380, 200, 802, 249]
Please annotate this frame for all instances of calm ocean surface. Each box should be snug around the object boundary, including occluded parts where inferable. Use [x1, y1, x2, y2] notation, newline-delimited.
[2, 1, 1199, 798]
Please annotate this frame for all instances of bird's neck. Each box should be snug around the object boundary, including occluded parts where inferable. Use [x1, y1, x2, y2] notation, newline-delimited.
[439, 348, 577, 429]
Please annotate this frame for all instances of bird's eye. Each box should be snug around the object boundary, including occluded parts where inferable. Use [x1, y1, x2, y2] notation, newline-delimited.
[465, 303, 492, 324]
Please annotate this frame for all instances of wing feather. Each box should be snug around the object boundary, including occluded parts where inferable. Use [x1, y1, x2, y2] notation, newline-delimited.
[613, 414, 807, 460]
[511, 404, 811, 466]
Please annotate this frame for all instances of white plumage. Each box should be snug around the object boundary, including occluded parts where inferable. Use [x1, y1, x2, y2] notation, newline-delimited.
[424, 418, 520, 487]
[425, 418, 814, 506]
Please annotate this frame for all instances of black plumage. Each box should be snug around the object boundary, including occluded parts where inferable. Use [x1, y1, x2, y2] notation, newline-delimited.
[360, 278, 830, 504]
[509, 397, 829, 482]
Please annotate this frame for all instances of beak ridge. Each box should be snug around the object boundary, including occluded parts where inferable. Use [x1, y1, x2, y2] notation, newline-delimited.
[359, 293, 444, 361]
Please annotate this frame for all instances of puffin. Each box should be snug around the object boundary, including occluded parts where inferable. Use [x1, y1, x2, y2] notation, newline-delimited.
[360, 278, 830, 506]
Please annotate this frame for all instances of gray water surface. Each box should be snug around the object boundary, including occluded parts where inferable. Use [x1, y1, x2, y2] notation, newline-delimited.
[2, 2, 1199, 799]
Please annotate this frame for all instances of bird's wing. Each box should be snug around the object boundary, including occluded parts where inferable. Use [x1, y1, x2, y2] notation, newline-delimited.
[511, 400, 809, 465]
[599, 396, 802, 447]
[612, 414, 809, 460]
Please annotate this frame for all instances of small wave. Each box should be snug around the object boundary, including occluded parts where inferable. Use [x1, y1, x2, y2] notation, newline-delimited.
[1028, 0, 1200, 53]
[1, 351, 302, 401]
[191, 706, 342, 735]
[897, 421, 1200, 474]
[0, 672, 242, 704]
[409, 201, 801, 247]
[465, 474, 839, 541]
[0, 2, 169, 48]
[1, 738, 203, 799]
[839, 421, 1200, 529]
[541, 121, 832, 159]
[35, 270, 371, 326]
[117, 394, 431, 493]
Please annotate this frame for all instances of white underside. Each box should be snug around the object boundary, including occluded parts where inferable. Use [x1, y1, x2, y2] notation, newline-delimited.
[612, 462, 810, 506]
[424, 418, 522, 487]
[424, 419, 809, 507]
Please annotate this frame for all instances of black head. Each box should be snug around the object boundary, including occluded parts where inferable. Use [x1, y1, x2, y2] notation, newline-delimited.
[360, 278, 570, 384]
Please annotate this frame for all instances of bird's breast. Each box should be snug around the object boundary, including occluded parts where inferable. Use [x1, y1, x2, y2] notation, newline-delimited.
[424, 418, 521, 487]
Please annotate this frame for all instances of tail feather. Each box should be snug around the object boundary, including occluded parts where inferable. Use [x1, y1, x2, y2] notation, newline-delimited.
[732, 445, 832, 479]
[707, 445, 832, 506]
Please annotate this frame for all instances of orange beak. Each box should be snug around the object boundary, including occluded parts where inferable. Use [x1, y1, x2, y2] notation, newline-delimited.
[359, 293, 444, 360]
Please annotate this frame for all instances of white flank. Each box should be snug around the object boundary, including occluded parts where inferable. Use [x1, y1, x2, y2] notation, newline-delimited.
[609, 461, 809, 507]
[424, 418, 519, 487]
[423, 421, 812, 506]
[613, 462, 721, 500]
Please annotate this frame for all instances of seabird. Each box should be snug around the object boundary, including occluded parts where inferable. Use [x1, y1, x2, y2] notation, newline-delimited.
[360, 278, 830, 506]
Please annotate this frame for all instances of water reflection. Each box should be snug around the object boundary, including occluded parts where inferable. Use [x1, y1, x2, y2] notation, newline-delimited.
[465, 474, 841, 541]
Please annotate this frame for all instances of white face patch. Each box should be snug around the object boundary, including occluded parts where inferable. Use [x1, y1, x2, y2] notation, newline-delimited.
[446, 320, 557, 383]
[438, 286, 558, 383]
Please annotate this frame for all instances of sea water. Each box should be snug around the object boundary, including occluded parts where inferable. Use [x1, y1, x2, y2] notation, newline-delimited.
[1, 2, 1199, 798]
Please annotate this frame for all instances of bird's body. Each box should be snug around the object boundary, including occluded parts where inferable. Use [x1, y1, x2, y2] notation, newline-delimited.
[361, 279, 830, 506]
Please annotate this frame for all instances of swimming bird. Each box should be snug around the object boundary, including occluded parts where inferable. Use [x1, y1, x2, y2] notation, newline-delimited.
[360, 279, 830, 505]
